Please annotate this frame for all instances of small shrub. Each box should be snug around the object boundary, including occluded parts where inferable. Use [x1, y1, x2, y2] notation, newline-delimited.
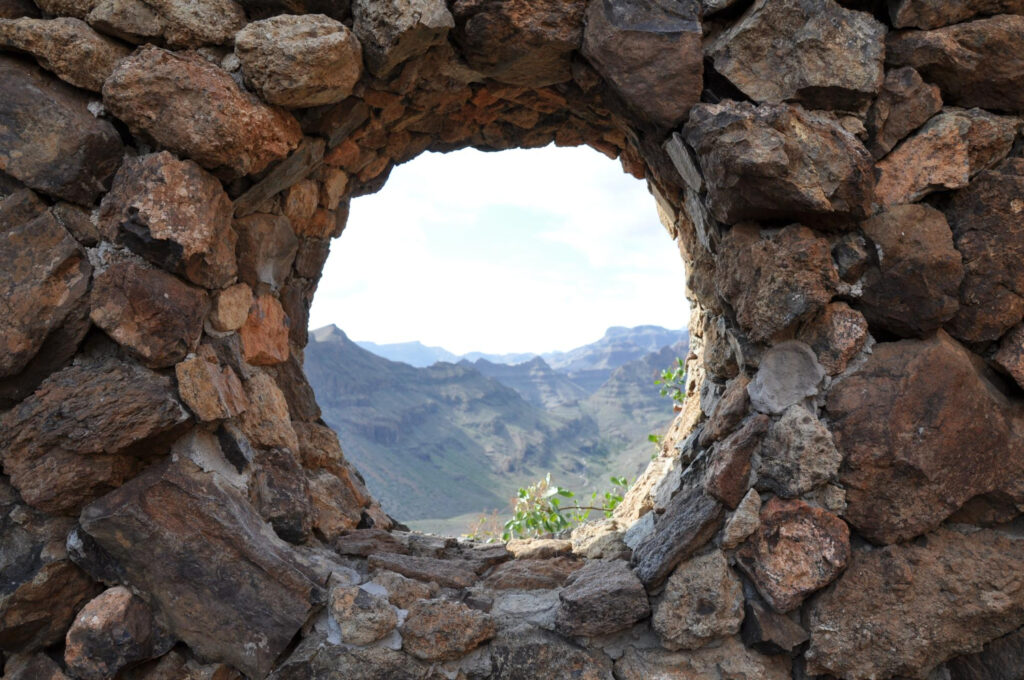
[655, 357, 688, 406]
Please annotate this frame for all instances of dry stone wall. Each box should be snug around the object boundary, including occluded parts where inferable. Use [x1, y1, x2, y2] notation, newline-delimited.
[0, 0, 1023, 678]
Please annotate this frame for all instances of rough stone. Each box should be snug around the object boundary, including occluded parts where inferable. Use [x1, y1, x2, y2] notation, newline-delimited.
[64, 586, 166, 680]
[0, 17, 130, 92]
[98, 152, 237, 289]
[947, 627, 1024, 680]
[741, 598, 809, 654]
[353, 0, 454, 78]
[652, 550, 744, 650]
[483, 557, 582, 591]
[489, 625, 614, 680]
[235, 214, 298, 291]
[704, 415, 769, 509]
[806, 528, 1024, 679]
[721, 488, 761, 550]
[238, 371, 299, 452]
[684, 102, 874, 226]
[0, 358, 189, 515]
[708, 0, 886, 111]
[865, 67, 943, 158]
[2, 653, 71, 680]
[890, 0, 1024, 28]
[747, 341, 826, 415]
[371, 570, 438, 608]
[79, 457, 324, 680]
[329, 585, 397, 646]
[239, 294, 291, 366]
[993, 324, 1024, 389]
[796, 302, 868, 375]
[887, 16, 1024, 113]
[141, 0, 245, 48]
[581, 0, 702, 128]
[90, 261, 208, 369]
[236, 15, 363, 109]
[269, 635, 435, 680]
[85, 0, 164, 44]
[758, 405, 842, 498]
[175, 355, 248, 422]
[737, 498, 850, 612]
[632, 484, 724, 589]
[0, 0, 37, 17]
[826, 331, 1024, 544]
[717, 225, 839, 343]
[614, 637, 791, 680]
[554, 559, 649, 637]
[700, 375, 750, 446]
[103, 46, 302, 177]
[402, 599, 496, 662]
[30, 0, 97, 19]
[368, 553, 477, 589]
[0, 187, 46, 226]
[250, 447, 312, 543]
[944, 158, 1024, 343]
[875, 108, 1017, 205]
[52, 201, 111, 246]
[0, 56, 123, 205]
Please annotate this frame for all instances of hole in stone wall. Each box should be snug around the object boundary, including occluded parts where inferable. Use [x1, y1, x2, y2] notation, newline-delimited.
[304, 144, 689, 536]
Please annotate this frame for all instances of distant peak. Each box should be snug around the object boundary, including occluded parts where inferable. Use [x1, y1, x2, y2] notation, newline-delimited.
[311, 325, 348, 343]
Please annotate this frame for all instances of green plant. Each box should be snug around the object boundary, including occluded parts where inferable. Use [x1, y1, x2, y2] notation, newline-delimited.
[655, 357, 688, 406]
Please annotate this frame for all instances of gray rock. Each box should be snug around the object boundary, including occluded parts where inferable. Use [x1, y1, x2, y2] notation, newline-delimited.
[632, 484, 724, 589]
[270, 632, 435, 680]
[86, 0, 164, 44]
[353, 0, 454, 78]
[554, 560, 650, 637]
[747, 342, 825, 415]
[741, 598, 809, 654]
[329, 585, 397, 646]
[652, 550, 744, 650]
[947, 627, 1024, 680]
[721, 488, 761, 550]
[490, 590, 561, 630]
[757, 405, 841, 497]
[489, 625, 615, 680]
[615, 637, 791, 679]
[890, 0, 1024, 30]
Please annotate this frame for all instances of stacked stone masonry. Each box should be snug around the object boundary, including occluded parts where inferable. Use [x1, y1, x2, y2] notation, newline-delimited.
[0, 0, 1022, 677]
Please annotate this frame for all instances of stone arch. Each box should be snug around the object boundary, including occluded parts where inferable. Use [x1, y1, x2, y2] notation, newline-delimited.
[1, 0, 1024, 678]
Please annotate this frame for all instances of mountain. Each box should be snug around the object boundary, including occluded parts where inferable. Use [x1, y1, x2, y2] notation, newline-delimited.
[466, 356, 590, 409]
[352, 339, 459, 367]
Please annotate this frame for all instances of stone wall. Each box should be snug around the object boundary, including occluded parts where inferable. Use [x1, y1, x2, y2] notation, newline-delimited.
[0, 0, 1023, 678]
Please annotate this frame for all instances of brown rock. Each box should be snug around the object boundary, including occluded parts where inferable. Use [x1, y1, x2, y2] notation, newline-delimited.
[721, 488, 761, 550]
[64, 587, 166, 680]
[368, 553, 477, 589]
[887, 16, 1024, 113]
[484, 557, 582, 590]
[32, 0, 98, 19]
[826, 331, 1024, 544]
[234, 214, 298, 291]
[947, 627, 1024, 680]
[238, 371, 299, 452]
[0, 55, 123, 204]
[0, 17, 130, 92]
[717, 224, 839, 343]
[737, 498, 850, 612]
[210, 283, 253, 333]
[875, 108, 1017, 205]
[239, 294, 291, 366]
[452, 0, 583, 87]
[890, 0, 1024, 29]
[371, 570, 438, 608]
[652, 550, 744, 650]
[85, 0, 164, 44]
[306, 471, 363, 540]
[0, 0, 38, 17]
[294, 238, 330, 280]
[175, 355, 248, 422]
[806, 528, 1024, 679]
[0, 358, 189, 515]
[250, 447, 312, 543]
[0, 187, 46, 226]
[741, 598, 809, 654]
[684, 102, 874, 226]
[704, 415, 769, 509]
[2, 653, 71, 680]
[142, 0, 245, 48]
[581, 0, 701, 128]
[708, 0, 886, 111]
[103, 46, 302, 177]
[99, 152, 237, 289]
[402, 599, 496, 662]
[353, 0, 453, 78]
[700, 374, 750, 446]
[269, 636, 434, 680]
[1, 210, 90, 378]
[796, 302, 868, 375]
[233, 137, 326, 219]
[79, 457, 325, 680]
[281, 179, 318, 234]
[632, 484, 724, 589]
[490, 626, 614, 680]
[865, 67, 943, 159]
[553, 559, 649, 637]
[614, 637, 791, 680]
[236, 15, 363, 109]
[993, 323, 1024, 389]
[945, 158, 1024, 343]
[332, 529, 407, 557]
[52, 201, 111, 246]
[90, 261, 208, 369]
[757, 405, 841, 498]
[329, 585, 397, 646]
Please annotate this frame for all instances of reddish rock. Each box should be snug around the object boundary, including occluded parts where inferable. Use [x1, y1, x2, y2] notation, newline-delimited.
[887, 16, 1024, 112]
[993, 323, 1024, 389]
[826, 332, 1024, 544]
[64, 587, 167, 680]
[875, 109, 1017, 205]
[890, 0, 1024, 30]
[250, 447, 312, 544]
[353, 0, 453, 78]
[652, 550, 744, 650]
[142, 0, 246, 48]
[581, 0, 702, 128]
[281, 179, 319, 234]
[234, 214, 298, 291]
[0, 17, 130, 92]
[402, 599, 496, 662]
[758, 405, 841, 498]
[98, 152, 237, 289]
[857, 203, 964, 337]
[700, 375, 751, 446]
[306, 471, 364, 540]
[865, 67, 943, 159]
[238, 371, 299, 452]
[484, 557, 582, 590]
[371, 570, 438, 609]
[944, 158, 1024, 343]
[632, 484, 724, 589]
[90, 261, 208, 369]
[684, 102, 874, 226]
[707, 0, 885, 111]
[368, 553, 477, 589]
[554, 560, 650, 637]
[0, 358, 189, 515]
[239, 294, 291, 366]
[807, 528, 1024, 679]
[0, 55, 123, 205]
[103, 46, 302, 177]
[797, 302, 868, 375]
[209, 283, 253, 333]
[85, 0, 164, 44]
[329, 585, 397, 646]
[704, 415, 769, 509]
[175, 356, 248, 422]
[737, 498, 850, 613]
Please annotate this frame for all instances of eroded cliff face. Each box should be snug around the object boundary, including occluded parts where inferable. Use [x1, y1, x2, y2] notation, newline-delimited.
[0, 0, 1023, 678]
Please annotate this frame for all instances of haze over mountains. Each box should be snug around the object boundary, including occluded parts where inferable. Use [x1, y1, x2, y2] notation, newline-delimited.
[304, 325, 688, 533]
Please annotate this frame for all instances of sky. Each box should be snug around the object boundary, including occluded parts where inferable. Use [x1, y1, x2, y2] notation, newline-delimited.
[307, 144, 689, 356]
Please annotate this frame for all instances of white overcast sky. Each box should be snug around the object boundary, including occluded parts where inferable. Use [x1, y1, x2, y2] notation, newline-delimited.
[307, 144, 689, 356]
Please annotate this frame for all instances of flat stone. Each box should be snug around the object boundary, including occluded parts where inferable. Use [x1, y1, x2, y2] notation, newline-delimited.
[329, 585, 397, 646]
[141, 0, 246, 48]
[353, 0, 453, 78]
[614, 637, 791, 680]
[99, 151, 237, 289]
[554, 559, 649, 637]
[865, 67, 943, 159]
[741, 598, 809, 655]
[0, 358, 189, 515]
[704, 415, 768, 509]
[368, 553, 477, 589]
[652, 550, 744, 650]
[684, 102, 874, 226]
[483, 557, 582, 590]
[79, 457, 325, 680]
[632, 484, 724, 589]
[0, 17, 130, 92]
[90, 261, 208, 369]
[238, 371, 299, 452]
[0, 55, 122, 204]
[708, 0, 885, 111]
[890, 0, 1024, 30]
[250, 447, 313, 543]
[402, 599, 496, 662]
[757, 405, 841, 498]
[234, 213, 298, 290]
[806, 528, 1024, 679]
[86, 0, 164, 44]
[721, 488, 761, 550]
[490, 589, 561, 629]
[826, 331, 1024, 544]
[581, 0, 702, 128]
[947, 627, 1024, 680]
[737, 498, 850, 613]
[333, 529, 407, 557]
[796, 302, 868, 375]
[887, 16, 1024, 113]
[210, 283, 254, 333]
[489, 625, 614, 680]
[103, 46, 302, 177]
[747, 341, 825, 415]
[239, 293, 291, 366]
